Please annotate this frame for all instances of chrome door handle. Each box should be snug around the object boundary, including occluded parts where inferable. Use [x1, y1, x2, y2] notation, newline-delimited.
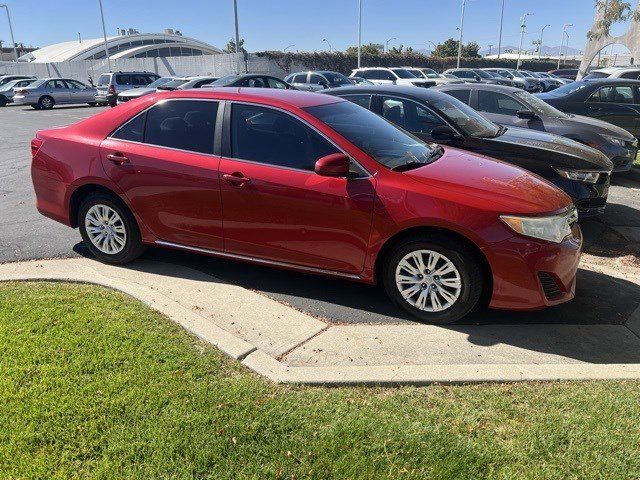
[222, 173, 251, 186]
[106, 152, 129, 165]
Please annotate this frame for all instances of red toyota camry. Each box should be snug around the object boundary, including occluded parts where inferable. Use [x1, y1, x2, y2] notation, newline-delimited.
[31, 88, 582, 324]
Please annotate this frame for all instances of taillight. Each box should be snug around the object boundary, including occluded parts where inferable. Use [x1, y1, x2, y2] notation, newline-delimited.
[31, 136, 43, 158]
[108, 85, 116, 94]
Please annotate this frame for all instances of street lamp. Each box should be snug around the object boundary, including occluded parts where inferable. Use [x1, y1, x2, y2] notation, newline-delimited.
[233, 0, 242, 74]
[456, 0, 467, 68]
[96, 0, 111, 71]
[516, 12, 533, 70]
[497, 0, 505, 59]
[385, 36, 396, 54]
[357, 0, 362, 68]
[538, 24, 551, 59]
[0, 4, 18, 61]
[557, 23, 573, 69]
[322, 38, 332, 52]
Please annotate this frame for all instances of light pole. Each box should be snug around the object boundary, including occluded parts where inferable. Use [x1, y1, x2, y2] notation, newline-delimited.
[322, 38, 332, 52]
[497, 0, 505, 59]
[385, 36, 396, 54]
[0, 4, 18, 61]
[233, 0, 242, 74]
[456, 0, 467, 68]
[557, 23, 573, 69]
[97, 0, 111, 71]
[516, 12, 533, 70]
[562, 30, 571, 65]
[283, 44, 295, 52]
[538, 24, 550, 59]
[357, 0, 362, 68]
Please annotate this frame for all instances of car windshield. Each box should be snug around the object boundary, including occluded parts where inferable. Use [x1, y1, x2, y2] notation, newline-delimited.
[582, 71, 610, 80]
[28, 79, 47, 88]
[392, 69, 417, 79]
[209, 75, 239, 86]
[97, 74, 110, 86]
[474, 70, 493, 79]
[432, 95, 501, 138]
[519, 71, 534, 78]
[543, 81, 589, 97]
[421, 68, 440, 78]
[513, 91, 568, 118]
[493, 70, 511, 78]
[304, 101, 440, 170]
[321, 72, 352, 86]
[158, 79, 189, 89]
[148, 77, 174, 88]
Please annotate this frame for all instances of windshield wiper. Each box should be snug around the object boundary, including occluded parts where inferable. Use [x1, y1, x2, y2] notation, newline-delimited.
[391, 146, 444, 172]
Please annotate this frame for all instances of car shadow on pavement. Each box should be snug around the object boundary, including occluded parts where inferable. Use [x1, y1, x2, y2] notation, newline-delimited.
[581, 205, 640, 258]
[76, 244, 640, 365]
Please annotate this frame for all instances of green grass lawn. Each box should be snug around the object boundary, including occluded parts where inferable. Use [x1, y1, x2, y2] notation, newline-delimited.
[1, 282, 639, 479]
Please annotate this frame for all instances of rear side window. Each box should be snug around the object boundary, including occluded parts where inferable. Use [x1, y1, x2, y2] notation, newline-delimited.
[230, 103, 338, 171]
[112, 113, 146, 142]
[445, 89, 471, 104]
[115, 74, 132, 86]
[477, 90, 524, 115]
[589, 86, 635, 104]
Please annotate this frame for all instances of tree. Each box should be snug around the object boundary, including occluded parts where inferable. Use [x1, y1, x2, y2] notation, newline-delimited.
[224, 38, 246, 54]
[345, 43, 384, 55]
[388, 44, 414, 55]
[588, 0, 640, 39]
[432, 38, 480, 58]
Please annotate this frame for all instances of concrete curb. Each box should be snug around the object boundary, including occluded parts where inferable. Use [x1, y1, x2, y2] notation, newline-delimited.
[2, 257, 640, 386]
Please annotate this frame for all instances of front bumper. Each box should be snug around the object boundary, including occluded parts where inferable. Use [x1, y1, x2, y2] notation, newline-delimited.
[488, 223, 582, 310]
[608, 143, 637, 172]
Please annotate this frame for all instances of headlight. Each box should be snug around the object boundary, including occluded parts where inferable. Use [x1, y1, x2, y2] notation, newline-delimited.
[501, 208, 578, 243]
[554, 168, 600, 184]
[601, 135, 626, 147]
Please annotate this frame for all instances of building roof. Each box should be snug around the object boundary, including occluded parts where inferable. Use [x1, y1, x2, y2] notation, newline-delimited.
[18, 32, 222, 63]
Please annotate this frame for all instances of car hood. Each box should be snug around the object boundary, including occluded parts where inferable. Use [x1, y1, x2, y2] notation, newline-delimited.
[405, 147, 571, 215]
[491, 126, 613, 171]
[562, 114, 636, 142]
[119, 87, 156, 98]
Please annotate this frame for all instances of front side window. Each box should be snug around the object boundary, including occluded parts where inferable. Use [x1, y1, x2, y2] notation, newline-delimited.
[97, 74, 111, 86]
[65, 80, 86, 89]
[322, 72, 352, 86]
[477, 90, 525, 115]
[381, 96, 446, 136]
[305, 101, 439, 171]
[431, 95, 500, 138]
[292, 73, 308, 83]
[242, 77, 267, 88]
[589, 85, 635, 104]
[47, 80, 67, 89]
[309, 74, 326, 85]
[267, 77, 288, 89]
[142, 100, 218, 153]
[231, 103, 338, 171]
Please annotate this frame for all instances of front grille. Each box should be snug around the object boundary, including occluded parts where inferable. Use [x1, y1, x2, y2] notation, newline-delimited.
[538, 272, 563, 300]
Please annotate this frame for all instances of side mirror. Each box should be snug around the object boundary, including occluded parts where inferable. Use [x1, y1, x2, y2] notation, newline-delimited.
[431, 125, 459, 143]
[516, 110, 538, 120]
[315, 153, 350, 177]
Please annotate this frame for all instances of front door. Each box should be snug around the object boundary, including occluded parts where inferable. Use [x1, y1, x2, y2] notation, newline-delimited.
[100, 99, 224, 250]
[219, 102, 376, 274]
[585, 84, 640, 137]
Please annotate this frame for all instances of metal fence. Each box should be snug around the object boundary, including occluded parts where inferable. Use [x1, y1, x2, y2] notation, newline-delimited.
[0, 53, 287, 84]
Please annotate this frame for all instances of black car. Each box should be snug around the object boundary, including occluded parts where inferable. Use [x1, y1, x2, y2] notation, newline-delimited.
[436, 83, 638, 172]
[203, 74, 294, 89]
[548, 69, 580, 81]
[324, 85, 612, 216]
[537, 78, 640, 141]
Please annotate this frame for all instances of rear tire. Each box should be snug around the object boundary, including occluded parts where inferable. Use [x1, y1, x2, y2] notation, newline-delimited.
[37, 96, 55, 110]
[382, 234, 483, 325]
[78, 192, 146, 264]
[0, 95, 7, 107]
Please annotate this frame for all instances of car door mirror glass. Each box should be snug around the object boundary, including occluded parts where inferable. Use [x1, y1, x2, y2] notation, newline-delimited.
[315, 153, 350, 177]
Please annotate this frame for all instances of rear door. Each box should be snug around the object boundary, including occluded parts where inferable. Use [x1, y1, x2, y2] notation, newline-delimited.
[100, 99, 224, 250]
[475, 89, 535, 129]
[46, 79, 70, 104]
[65, 80, 92, 103]
[585, 84, 640, 136]
[218, 102, 375, 274]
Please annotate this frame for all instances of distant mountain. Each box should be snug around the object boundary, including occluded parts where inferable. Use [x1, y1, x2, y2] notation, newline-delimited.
[480, 45, 581, 56]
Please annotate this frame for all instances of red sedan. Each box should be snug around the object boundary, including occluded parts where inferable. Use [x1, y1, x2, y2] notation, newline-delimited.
[31, 88, 582, 324]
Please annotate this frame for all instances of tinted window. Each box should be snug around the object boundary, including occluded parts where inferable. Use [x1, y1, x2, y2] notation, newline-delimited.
[145, 100, 218, 154]
[589, 86, 635, 104]
[47, 80, 67, 89]
[231, 103, 338, 171]
[242, 77, 267, 88]
[267, 77, 288, 89]
[390, 69, 416, 79]
[309, 73, 326, 85]
[115, 74, 132, 85]
[366, 70, 394, 80]
[445, 89, 471, 104]
[620, 71, 640, 80]
[293, 73, 308, 83]
[477, 90, 525, 115]
[452, 70, 475, 79]
[341, 94, 372, 109]
[112, 112, 146, 142]
[381, 96, 446, 136]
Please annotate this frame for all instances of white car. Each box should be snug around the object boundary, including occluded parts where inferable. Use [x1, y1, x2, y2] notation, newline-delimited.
[349, 67, 434, 87]
[402, 67, 464, 85]
[584, 66, 640, 80]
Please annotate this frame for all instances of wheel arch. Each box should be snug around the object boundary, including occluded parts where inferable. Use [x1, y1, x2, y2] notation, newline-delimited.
[68, 183, 124, 228]
[373, 225, 493, 306]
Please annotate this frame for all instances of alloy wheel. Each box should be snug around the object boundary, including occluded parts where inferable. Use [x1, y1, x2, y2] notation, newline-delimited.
[84, 204, 127, 255]
[395, 249, 462, 312]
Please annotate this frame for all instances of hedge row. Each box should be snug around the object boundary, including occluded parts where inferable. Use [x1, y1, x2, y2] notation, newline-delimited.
[255, 51, 579, 75]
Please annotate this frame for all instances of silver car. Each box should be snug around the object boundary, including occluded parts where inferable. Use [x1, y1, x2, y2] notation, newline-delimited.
[0, 78, 35, 106]
[284, 71, 355, 91]
[157, 76, 220, 91]
[117, 76, 176, 104]
[95, 71, 160, 106]
[13, 78, 98, 110]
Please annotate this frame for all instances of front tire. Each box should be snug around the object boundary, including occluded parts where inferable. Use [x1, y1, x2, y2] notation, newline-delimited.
[382, 235, 483, 324]
[78, 192, 146, 264]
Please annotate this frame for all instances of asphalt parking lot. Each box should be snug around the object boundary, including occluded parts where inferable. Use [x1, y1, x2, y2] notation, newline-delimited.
[2, 103, 640, 326]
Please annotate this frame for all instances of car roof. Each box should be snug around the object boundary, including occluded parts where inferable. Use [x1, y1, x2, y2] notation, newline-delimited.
[433, 83, 523, 94]
[581, 77, 640, 85]
[323, 84, 449, 101]
[150, 87, 343, 109]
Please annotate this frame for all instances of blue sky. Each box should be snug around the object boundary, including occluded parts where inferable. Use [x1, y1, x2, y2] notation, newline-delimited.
[0, 0, 624, 54]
